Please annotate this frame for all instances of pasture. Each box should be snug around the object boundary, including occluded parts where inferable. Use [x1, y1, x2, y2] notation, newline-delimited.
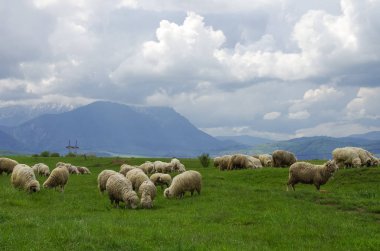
[0, 156, 379, 250]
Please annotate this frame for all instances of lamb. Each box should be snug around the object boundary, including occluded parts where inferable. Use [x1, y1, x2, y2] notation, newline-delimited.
[97, 170, 119, 193]
[227, 154, 262, 170]
[138, 180, 157, 209]
[164, 170, 202, 199]
[32, 163, 50, 177]
[150, 173, 172, 189]
[119, 164, 136, 176]
[43, 167, 69, 192]
[138, 161, 155, 174]
[105, 174, 139, 209]
[258, 154, 273, 167]
[125, 168, 150, 191]
[0, 157, 19, 175]
[287, 160, 338, 191]
[272, 150, 297, 167]
[153, 161, 173, 173]
[11, 164, 40, 193]
[77, 166, 91, 174]
[214, 155, 231, 170]
[332, 147, 362, 169]
[171, 158, 186, 173]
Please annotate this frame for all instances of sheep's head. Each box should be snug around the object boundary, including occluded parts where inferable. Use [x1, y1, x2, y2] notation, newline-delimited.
[141, 195, 153, 209]
[164, 188, 172, 198]
[325, 160, 338, 174]
[125, 191, 139, 209]
[29, 181, 40, 193]
[352, 157, 361, 168]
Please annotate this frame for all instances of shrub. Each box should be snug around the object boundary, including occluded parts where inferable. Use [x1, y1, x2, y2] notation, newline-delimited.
[198, 153, 211, 168]
[50, 152, 60, 157]
[40, 151, 50, 157]
[66, 152, 77, 157]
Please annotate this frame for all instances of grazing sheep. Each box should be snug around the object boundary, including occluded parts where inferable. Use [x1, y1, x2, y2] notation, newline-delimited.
[154, 161, 173, 173]
[138, 161, 155, 174]
[105, 174, 139, 209]
[97, 170, 119, 193]
[150, 173, 172, 189]
[332, 147, 362, 169]
[57, 162, 79, 174]
[171, 158, 186, 173]
[164, 170, 202, 199]
[125, 168, 150, 191]
[214, 155, 231, 170]
[287, 160, 338, 191]
[227, 154, 262, 170]
[32, 163, 50, 177]
[350, 147, 378, 167]
[77, 166, 91, 174]
[258, 154, 273, 167]
[119, 164, 136, 176]
[138, 180, 157, 209]
[11, 164, 40, 193]
[43, 167, 69, 192]
[0, 157, 19, 175]
[272, 150, 297, 167]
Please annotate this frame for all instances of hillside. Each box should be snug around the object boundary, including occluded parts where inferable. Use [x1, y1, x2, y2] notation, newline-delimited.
[216, 135, 273, 147]
[3, 101, 244, 156]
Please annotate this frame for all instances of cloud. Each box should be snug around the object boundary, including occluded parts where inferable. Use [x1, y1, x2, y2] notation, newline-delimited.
[346, 87, 380, 119]
[288, 110, 310, 120]
[263, 112, 281, 120]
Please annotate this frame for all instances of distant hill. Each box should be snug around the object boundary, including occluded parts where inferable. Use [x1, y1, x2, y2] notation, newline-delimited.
[348, 131, 380, 141]
[216, 135, 273, 147]
[3, 101, 245, 157]
[0, 129, 27, 153]
[253, 136, 380, 160]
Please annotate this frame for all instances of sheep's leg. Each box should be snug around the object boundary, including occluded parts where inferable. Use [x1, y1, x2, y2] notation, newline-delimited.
[196, 188, 201, 195]
[315, 183, 320, 191]
[190, 190, 194, 196]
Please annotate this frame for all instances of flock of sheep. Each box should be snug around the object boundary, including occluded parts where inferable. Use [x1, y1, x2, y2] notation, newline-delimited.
[0, 157, 202, 210]
[0, 146, 378, 208]
[214, 147, 379, 191]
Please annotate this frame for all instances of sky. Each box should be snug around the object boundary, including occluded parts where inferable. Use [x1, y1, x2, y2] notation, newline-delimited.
[0, 0, 380, 140]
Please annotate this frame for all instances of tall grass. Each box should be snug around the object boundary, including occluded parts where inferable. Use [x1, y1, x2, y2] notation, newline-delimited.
[0, 157, 379, 250]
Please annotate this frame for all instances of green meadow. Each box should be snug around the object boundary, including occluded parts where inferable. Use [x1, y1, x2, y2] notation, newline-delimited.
[0, 156, 379, 250]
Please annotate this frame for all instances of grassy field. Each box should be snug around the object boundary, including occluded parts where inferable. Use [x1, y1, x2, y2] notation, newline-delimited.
[0, 156, 379, 251]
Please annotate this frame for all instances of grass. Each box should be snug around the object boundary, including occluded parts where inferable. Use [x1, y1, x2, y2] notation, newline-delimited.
[0, 156, 379, 250]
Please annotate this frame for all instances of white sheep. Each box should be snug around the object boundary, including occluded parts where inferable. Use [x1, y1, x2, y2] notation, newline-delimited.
[272, 150, 297, 167]
[105, 174, 139, 209]
[43, 167, 69, 192]
[125, 168, 150, 191]
[97, 170, 119, 193]
[57, 162, 79, 174]
[258, 154, 273, 167]
[150, 173, 172, 189]
[287, 160, 338, 191]
[77, 166, 91, 174]
[164, 170, 202, 199]
[32, 163, 50, 177]
[119, 164, 136, 176]
[349, 147, 378, 167]
[171, 158, 186, 173]
[0, 157, 19, 175]
[11, 164, 40, 193]
[138, 180, 157, 209]
[227, 154, 262, 170]
[332, 147, 362, 168]
[138, 161, 155, 174]
[214, 155, 231, 170]
[153, 161, 173, 173]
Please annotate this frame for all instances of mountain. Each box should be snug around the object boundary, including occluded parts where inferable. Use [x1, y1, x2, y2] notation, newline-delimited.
[348, 131, 380, 141]
[0, 129, 27, 153]
[0, 103, 76, 126]
[4, 101, 244, 157]
[216, 135, 273, 147]
[253, 136, 380, 160]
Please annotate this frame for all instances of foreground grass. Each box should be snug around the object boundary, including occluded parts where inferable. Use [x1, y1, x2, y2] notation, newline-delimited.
[0, 157, 379, 250]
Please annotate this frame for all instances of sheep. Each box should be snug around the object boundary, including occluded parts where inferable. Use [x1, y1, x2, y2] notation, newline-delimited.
[214, 155, 231, 170]
[138, 161, 155, 174]
[43, 167, 69, 192]
[77, 166, 91, 174]
[258, 154, 273, 167]
[98, 170, 119, 193]
[272, 150, 297, 167]
[164, 170, 202, 199]
[56, 162, 79, 174]
[32, 163, 50, 177]
[125, 168, 150, 191]
[11, 164, 40, 193]
[350, 147, 378, 167]
[105, 174, 139, 209]
[153, 161, 173, 173]
[171, 158, 186, 173]
[332, 147, 362, 169]
[227, 154, 262, 170]
[138, 180, 157, 209]
[150, 173, 172, 189]
[119, 164, 136, 176]
[287, 160, 338, 191]
[0, 157, 19, 175]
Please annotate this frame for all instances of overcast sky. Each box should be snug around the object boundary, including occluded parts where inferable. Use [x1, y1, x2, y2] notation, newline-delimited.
[0, 0, 379, 139]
